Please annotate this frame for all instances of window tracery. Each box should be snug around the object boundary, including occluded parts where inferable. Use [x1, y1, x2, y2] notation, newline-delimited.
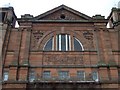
[44, 34, 84, 51]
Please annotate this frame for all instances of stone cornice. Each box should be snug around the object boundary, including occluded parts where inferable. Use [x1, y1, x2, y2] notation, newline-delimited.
[17, 19, 108, 24]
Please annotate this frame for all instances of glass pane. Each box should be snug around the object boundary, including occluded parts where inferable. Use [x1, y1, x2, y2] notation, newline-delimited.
[29, 71, 35, 82]
[44, 37, 53, 51]
[59, 35, 61, 50]
[77, 71, 85, 81]
[3, 71, 9, 81]
[59, 71, 69, 79]
[61, 35, 66, 51]
[57, 35, 59, 50]
[74, 38, 82, 51]
[67, 35, 70, 50]
[0, 12, 5, 22]
[92, 71, 98, 81]
[43, 71, 51, 78]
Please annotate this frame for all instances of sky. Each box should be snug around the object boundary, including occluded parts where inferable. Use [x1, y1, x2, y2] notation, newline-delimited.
[0, 0, 120, 18]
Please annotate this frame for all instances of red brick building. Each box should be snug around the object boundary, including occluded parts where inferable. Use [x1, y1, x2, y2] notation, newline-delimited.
[0, 5, 120, 89]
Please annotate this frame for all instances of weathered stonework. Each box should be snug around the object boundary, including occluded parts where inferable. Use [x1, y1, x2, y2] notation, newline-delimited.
[1, 5, 120, 89]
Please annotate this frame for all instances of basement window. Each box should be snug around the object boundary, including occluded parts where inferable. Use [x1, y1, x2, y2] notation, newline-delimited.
[58, 71, 69, 79]
[3, 71, 9, 81]
[77, 71, 85, 81]
[29, 70, 35, 82]
[92, 71, 99, 82]
[43, 71, 51, 79]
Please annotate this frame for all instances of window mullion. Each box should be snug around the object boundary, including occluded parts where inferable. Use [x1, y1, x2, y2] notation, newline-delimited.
[69, 35, 71, 51]
[52, 36, 54, 50]
[66, 34, 68, 51]
[56, 35, 58, 50]
[59, 35, 61, 51]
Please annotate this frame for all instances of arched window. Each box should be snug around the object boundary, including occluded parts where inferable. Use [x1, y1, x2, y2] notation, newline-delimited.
[44, 37, 53, 51]
[44, 34, 83, 51]
[74, 37, 83, 51]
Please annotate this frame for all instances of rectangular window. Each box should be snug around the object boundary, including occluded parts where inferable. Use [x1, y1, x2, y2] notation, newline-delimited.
[77, 71, 85, 81]
[3, 71, 9, 81]
[43, 71, 51, 79]
[59, 71, 69, 79]
[29, 71, 35, 82]
[92, 71, 98, 81]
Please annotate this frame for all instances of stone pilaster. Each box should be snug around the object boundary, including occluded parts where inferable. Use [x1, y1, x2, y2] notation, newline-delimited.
[18, 24, 32, 82]
[109, 67, 118, 82]
[9, 67, 17, 81]
[95, 29, 106, 66]
[99, 67, 109, 82]
[22, 27, 31, 66]
[19, 27, 31, 66]
[10, 29, 22, 66]
[19, 67, 28, 81]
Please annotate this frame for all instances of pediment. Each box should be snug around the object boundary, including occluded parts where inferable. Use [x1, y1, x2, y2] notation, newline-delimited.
[34, 5, 92, 20]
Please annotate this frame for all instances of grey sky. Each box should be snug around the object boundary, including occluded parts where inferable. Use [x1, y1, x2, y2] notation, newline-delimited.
[0, 0, 120, 18]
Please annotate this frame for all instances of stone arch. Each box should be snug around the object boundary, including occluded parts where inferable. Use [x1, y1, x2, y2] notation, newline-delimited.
[37, 30, 89, 50]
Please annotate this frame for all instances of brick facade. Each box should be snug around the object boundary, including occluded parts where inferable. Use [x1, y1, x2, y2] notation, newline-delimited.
[1, 5, 120, 89]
